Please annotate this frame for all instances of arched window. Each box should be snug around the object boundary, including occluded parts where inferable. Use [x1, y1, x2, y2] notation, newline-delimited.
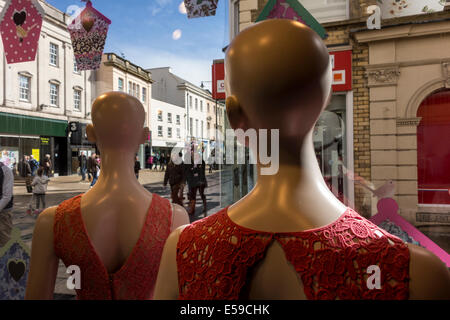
[417, 89, 450, 205]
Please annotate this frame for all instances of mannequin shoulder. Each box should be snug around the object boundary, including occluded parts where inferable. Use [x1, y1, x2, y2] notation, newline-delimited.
[408, 243, 450, 299]
[170, 203, 190, 230]
[35, 206, 58, 230]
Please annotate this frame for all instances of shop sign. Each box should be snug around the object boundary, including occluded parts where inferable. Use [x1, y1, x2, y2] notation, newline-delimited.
[32, 148, 40, 162]
[212, 59, 225, 101]
[40, 137, 50, 145]
[330, 50, 352, 92]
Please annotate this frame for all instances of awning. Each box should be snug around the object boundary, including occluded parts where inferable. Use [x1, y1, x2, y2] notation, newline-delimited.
[0, 112, 67, 137]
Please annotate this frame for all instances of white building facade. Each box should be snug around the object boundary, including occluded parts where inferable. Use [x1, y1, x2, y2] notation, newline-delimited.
[150, 98, 186, 160]
[148, 67, 225, 161]
[0, 0, 95, 176]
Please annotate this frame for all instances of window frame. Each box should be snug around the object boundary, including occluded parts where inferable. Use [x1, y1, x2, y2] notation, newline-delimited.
[49, 83, 59, 107]
[19, 75, 31, 102]
[158, 110, 163, 122]
[49, 43, 59, 67]
[73, 89, 82, 111]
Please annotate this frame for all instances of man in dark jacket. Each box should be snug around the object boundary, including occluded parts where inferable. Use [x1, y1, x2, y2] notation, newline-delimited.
[164, 154, 186, 206]
[0, 161, 14, 247]
[78, 152, 88, 182]
[185, 152, 207, 217]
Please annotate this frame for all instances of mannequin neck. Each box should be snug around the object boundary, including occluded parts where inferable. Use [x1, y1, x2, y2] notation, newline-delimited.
[93, 148, 139, 190]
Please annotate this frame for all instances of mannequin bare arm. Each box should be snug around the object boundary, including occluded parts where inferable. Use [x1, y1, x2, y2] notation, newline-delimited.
[153, 225, 188, 300]
[408, 243, 450, 299]
[25, 207, 59, 300]
[170, 204, 190, 232]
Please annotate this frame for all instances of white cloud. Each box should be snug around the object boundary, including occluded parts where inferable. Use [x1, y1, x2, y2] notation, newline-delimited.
[149, 0, 174, 16]
[172, 29, 182, 40]
[178, 1, 187, 14]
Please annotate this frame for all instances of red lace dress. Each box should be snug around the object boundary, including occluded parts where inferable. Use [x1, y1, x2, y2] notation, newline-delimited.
[54, 194, 172, 300]
[177, 207, 410, 300]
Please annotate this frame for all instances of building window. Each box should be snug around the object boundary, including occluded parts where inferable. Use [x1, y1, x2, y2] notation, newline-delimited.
[195, 98, 198, 111]
[128, 81, 132, 95]
[133, 83, 137, 97]
[19, 75, 30, 102]
[189, 96, 193, 109]
[74, 59, 80, 73]
[137, 84, 140, 99]
[142, 87, 147, 103]
[118, 78, 124, 92]
[158, 110, 163, 122]
[74, 89, 81, 111]
[207, 103, 210, 112]
[207, 122, 210, 131]
[158, 126, 163, 137]
[177, 128, 181, 139]
[189, 117, 193, 136]
[176, 115, 181, 125]
[168, 127, 172, 138]
[196, 119, 199, 138]
[49, 43, 58, 67]
[168, 113, 172, 124]
[201, 120, 204, 139]
[50, 83, 59, 107]
[200, 101, 203, 112]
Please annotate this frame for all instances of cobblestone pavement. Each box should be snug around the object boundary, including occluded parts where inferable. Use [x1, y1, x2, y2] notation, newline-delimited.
[9, 169, 224, 299]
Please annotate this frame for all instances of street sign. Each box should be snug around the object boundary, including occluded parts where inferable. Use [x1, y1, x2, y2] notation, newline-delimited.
[212, 59, 225, 100]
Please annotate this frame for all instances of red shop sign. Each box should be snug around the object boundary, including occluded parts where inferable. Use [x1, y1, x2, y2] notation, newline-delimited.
[212, 59, 225, 101]
[330, 50, 352, 92]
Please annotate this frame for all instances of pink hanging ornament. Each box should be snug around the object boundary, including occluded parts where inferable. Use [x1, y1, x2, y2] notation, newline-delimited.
[68, 0, 111, 71]
[0, 0, 44, 64]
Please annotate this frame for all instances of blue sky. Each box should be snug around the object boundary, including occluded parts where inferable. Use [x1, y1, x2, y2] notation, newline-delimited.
[47, 0, 229, 89]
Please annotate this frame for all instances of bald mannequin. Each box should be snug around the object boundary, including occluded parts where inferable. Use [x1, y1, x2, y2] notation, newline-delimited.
[26, 92, 189, 299]
[154, 20, 450, 300]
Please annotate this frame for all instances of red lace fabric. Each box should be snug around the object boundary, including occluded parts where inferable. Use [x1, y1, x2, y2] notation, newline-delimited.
[177, 207, 410, 300]
[54, 193, 172, 300]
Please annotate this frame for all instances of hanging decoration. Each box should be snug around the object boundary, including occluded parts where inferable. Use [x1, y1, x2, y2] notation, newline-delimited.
[68, 0, 111, 71]
[256, 0, 328, 39]
[370, 198, 450, 268]
[0, 228, 31, 300]
[0, 0, 44, 64]
[184, 0, 219, 19]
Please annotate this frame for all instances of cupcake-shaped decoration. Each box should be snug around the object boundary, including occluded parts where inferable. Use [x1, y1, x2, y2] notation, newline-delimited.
[68, 0, 111, 71]
[184, 0, 219, 19]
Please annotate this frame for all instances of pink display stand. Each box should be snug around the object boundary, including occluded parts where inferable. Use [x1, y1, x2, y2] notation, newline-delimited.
[370, 198, 450, 267]
[0, 0, 44, 64]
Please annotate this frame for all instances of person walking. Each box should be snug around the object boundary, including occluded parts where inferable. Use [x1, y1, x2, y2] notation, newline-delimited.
[0, 160, 14, 247]
[163, 154, 185, 207]
[79, 152, 88, 182]
[18, 155, 32, 193]
[155, 153, 161, 171]
[88, 154, 99, 187]
[43, 154, 52, 177]
[29, 155, 39, 177]
[160, 153, 166, 171]
[134, 156, 141, 180]
[185, 153, 208, 217]
[28, 167, 49, 216]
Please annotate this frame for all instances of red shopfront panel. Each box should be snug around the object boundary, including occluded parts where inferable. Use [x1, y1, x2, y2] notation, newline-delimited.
[417, 89, 450, 205]
[212, 60, 225, 101]
[330, 50, 352, 92]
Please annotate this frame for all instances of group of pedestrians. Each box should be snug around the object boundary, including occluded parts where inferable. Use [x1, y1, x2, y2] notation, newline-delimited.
[147, 153, 170, 171]
[16, 155, 52, 216]
[164, 152, 208, 217]
[78, 152, 101, 188]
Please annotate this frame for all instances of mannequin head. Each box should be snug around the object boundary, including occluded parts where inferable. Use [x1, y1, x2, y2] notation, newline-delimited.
[87, 92, 149, 154]
[225, 19, 332, 158]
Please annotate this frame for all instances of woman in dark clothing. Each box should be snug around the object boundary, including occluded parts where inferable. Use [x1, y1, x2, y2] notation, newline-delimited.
[134, 156, 141, 180]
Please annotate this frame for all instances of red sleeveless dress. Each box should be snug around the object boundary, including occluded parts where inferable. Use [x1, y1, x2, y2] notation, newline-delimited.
[54, 193, 172, 300]
[177, 207, 410, 300]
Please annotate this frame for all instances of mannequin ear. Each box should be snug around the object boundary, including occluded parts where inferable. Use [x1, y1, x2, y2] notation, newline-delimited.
[226, 95, 249, 131]
[141, 127, 150, 145]
[86, 124, 97, 143]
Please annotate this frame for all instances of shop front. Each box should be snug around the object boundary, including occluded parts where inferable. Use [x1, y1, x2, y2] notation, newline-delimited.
[69, 122, 97, 175]
[0, 112, 68, 176]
